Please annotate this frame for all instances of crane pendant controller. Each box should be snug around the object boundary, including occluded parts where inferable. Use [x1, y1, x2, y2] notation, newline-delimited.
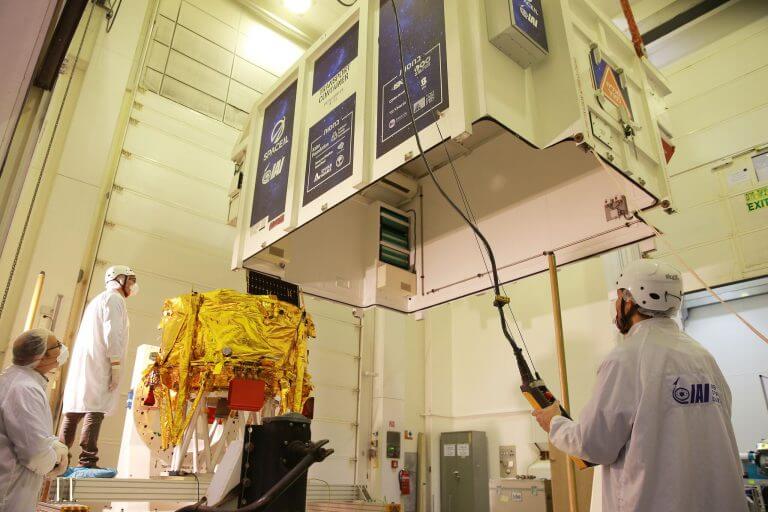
[520, 372, 594, 470]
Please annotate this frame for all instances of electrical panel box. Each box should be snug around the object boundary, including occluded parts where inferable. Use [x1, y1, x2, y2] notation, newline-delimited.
[489, 478, 552, 512]
[486, 0, 549, 68]
[499, 445, 517, 477]
[387, 430, 401, 459]
[441, 431, 490, 512]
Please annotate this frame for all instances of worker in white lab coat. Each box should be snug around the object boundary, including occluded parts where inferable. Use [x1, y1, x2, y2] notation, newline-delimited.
[533, 260, 747, 512]
[60, 265, 137, 468]
[0, 328, 70, 512]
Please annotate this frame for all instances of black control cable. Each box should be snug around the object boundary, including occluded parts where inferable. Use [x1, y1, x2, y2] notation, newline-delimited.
[432, 117, 538, 375]
[388, 0, 537, 379]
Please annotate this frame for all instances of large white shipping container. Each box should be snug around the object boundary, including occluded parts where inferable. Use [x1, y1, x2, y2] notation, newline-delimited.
[232, 0, 672, 312]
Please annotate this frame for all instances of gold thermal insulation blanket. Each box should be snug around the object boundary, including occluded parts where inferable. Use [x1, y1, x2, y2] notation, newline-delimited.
[144, 289, 315, 447]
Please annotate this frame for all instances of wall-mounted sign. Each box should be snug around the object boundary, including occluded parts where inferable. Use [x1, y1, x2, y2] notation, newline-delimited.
[746, 186, 768, 212]
[304, 94, 356, 205]
[512, 0, 548, 52]
[589, 47, 633, 120]
[752, 151, 768, 183]
[726, 167, 751, 188]
[376, 0, 449, 158]
[251, 81, 298, 230]
[303, 23, 360, 206]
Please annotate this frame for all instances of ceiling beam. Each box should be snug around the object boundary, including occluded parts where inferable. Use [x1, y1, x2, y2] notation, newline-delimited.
[643, 0, 731, 44]
[235, 0, 316, 47]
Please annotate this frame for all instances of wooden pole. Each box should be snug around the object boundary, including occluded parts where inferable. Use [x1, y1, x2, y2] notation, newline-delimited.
[24, 271, 45, 330]
[547, 252, 579, 512]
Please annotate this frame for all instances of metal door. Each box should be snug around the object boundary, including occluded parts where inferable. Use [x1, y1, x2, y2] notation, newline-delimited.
[440, 431, 489, 512]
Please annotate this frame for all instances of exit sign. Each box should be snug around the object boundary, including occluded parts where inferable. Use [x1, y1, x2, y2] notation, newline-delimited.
[746, 186, 768, 212]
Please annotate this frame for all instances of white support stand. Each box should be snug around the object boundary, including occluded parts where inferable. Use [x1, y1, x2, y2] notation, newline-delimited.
[117, 345, 160, 479]
[192, 426, 199, 474]
[170, 394, 206, 473]
[199, 414, 213, 472]
[211, 418, 237, 468]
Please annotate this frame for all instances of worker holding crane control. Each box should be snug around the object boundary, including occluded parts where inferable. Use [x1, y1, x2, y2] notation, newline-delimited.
[532, 260, 747, 511]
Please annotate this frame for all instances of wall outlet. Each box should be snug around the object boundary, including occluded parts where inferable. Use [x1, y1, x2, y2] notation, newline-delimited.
[499, 445, 517, 477]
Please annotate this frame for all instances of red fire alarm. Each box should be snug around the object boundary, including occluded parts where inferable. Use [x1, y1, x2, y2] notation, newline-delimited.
[228, 379, 266, 411]
[391, 460, 399, 469]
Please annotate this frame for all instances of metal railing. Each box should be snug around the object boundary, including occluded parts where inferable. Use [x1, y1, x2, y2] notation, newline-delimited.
[46, 477, 371, 505]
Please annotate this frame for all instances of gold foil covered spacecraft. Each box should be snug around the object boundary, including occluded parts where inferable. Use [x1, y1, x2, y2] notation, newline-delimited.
[143, 289, 315, 447]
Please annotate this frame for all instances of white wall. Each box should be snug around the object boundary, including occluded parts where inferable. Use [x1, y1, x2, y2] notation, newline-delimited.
[365, 307, 426, 504]
[1, 0, 151, 362]
[647, 11, 768, 289]
[424, 254, 621, 510]
[684, 294, 768, 452]
[304, 295, 365, 485]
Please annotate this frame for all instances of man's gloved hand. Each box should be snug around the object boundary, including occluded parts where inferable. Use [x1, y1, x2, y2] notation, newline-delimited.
[108, 365, 120, 392]
[532, 400, 562, 433]
[46, 440, 69, 478]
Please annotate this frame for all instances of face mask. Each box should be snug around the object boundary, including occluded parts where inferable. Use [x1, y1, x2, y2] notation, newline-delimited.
[57, 345, 69, 366]
[129, 282, 140, 297]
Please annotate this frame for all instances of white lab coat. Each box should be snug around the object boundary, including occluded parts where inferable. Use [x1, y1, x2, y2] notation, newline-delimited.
[549, 317, 747, 512]
[0, 366, 62, 511]
[63, 289, 129, 414]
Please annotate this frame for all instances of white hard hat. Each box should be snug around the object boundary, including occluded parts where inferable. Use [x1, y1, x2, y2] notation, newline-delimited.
[616, 260, 682, 315]
[105, 265, 136, 283]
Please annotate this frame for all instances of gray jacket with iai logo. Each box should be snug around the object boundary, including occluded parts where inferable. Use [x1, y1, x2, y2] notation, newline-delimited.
[549, 317, 746, 512]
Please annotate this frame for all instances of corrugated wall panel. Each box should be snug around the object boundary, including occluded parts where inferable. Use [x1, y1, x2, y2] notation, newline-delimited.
[648, 16, 768, 289]
[305, 298, 361, 485]
[85, 90, 241, 467]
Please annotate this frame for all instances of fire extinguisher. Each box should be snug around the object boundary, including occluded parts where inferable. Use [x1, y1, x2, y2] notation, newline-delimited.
[398, 468, 411, 495]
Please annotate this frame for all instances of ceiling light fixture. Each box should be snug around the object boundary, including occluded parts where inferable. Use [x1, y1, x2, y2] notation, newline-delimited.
[284, 0, 312, 14]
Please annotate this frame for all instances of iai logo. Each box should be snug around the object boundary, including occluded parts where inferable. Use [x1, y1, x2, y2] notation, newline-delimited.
[271, 117, 286, 144]
[262, 157, 285, 184]
[672, 377, 721, 405]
